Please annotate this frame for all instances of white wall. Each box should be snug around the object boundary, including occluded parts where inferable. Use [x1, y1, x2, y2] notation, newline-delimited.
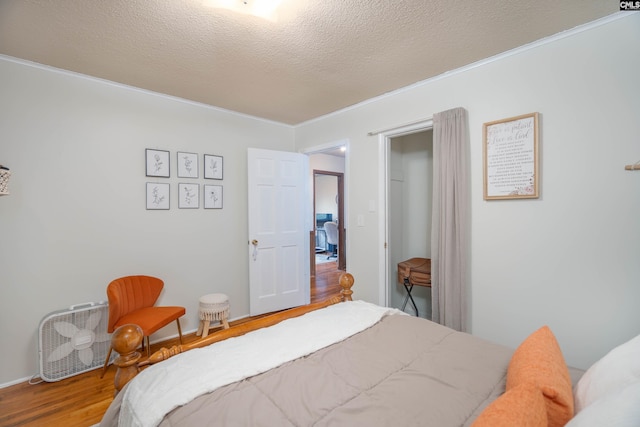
[315, 175, 338, 220]
[0, 58, 294, 385]
[309, 153, 345, 175]
[294, 13, 640, 369]
[399, 132, 433, 258]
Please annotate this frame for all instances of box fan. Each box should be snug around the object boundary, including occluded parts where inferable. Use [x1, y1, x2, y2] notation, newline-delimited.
[38, 301, 115, 382]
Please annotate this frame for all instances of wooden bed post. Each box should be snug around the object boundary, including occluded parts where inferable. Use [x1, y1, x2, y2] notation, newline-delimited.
[110, 324, 143, 395]
[110, 273, 355, 394]
[339, 272, 354, 301]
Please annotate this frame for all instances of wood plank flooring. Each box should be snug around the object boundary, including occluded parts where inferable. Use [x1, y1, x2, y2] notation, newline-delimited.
[0, 262, 344, 427]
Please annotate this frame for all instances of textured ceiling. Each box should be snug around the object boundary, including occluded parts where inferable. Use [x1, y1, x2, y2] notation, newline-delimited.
[0, 0, 618, 125]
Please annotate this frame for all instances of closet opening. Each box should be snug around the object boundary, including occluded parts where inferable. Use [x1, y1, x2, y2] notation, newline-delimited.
[377, 120, 433, 318]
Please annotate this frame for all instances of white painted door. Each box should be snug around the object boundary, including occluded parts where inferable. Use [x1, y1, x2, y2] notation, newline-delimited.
[247, 148, 310, 316]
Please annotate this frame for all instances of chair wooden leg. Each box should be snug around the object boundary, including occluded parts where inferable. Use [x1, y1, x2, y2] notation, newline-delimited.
[100, 346, 113, 379]
[176, 319, 183, 344]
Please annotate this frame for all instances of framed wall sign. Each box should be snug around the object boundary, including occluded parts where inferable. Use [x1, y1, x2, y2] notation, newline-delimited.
[483, 112, 539, 200]
[146, 149, 170, 178]
[177, 151, 198, 178]
[178, 183, 200, 209]
[204, 154, 223, 180]
[146, 183, 170, 210]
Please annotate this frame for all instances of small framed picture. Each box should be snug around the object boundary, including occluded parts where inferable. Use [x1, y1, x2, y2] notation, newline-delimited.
[146, 183, 170, 210]
[177, 151, 198, 178]
[204, 154, 223, 180]
[178, 183, 200, 209]
[204, 185, 223, 209]
[146, 149, 170, 177]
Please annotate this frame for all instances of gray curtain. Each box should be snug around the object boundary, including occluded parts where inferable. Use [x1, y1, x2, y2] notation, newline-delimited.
[431, 107, 469, 332]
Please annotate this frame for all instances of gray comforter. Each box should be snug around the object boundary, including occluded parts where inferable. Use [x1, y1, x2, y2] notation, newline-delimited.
[101, 314, 513, 426]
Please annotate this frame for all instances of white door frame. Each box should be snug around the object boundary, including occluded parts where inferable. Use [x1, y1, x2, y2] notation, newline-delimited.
[377, 120, 433, 307]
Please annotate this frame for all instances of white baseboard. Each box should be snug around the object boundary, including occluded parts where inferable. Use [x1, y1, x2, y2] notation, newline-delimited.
[0, 375, 34, 389]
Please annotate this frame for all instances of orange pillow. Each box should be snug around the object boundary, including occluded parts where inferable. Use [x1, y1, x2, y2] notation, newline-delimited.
[472, 382, 548, 427]
[506, 326, 573, 427]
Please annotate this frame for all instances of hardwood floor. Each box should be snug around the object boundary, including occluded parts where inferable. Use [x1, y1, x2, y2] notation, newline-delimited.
[0, 263, 344, 427]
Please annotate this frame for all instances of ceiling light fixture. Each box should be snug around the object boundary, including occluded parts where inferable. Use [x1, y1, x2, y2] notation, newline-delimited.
[202, 0, 282, 21]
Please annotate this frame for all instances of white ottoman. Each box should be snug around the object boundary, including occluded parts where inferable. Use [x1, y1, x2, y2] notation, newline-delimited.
[196, 293, 230, 338]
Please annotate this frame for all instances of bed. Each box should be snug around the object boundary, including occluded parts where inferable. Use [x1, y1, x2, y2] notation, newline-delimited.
[100, 273, 640, 427]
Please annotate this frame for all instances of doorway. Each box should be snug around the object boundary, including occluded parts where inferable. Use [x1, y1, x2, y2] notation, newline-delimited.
[387, 130, 433, 318]
[313, 170, 345, 272]
[305, 145, 347, 282]
[376, 120, 433, 317]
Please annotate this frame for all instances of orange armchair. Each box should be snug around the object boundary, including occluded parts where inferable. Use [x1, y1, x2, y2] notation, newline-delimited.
[100, 275, 185, 377]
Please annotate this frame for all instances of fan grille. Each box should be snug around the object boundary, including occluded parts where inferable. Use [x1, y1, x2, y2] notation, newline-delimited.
[38, 302, 114, 382]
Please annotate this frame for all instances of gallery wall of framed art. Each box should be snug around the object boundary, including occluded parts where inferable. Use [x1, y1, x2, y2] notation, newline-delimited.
[145, 149, 224, 210]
